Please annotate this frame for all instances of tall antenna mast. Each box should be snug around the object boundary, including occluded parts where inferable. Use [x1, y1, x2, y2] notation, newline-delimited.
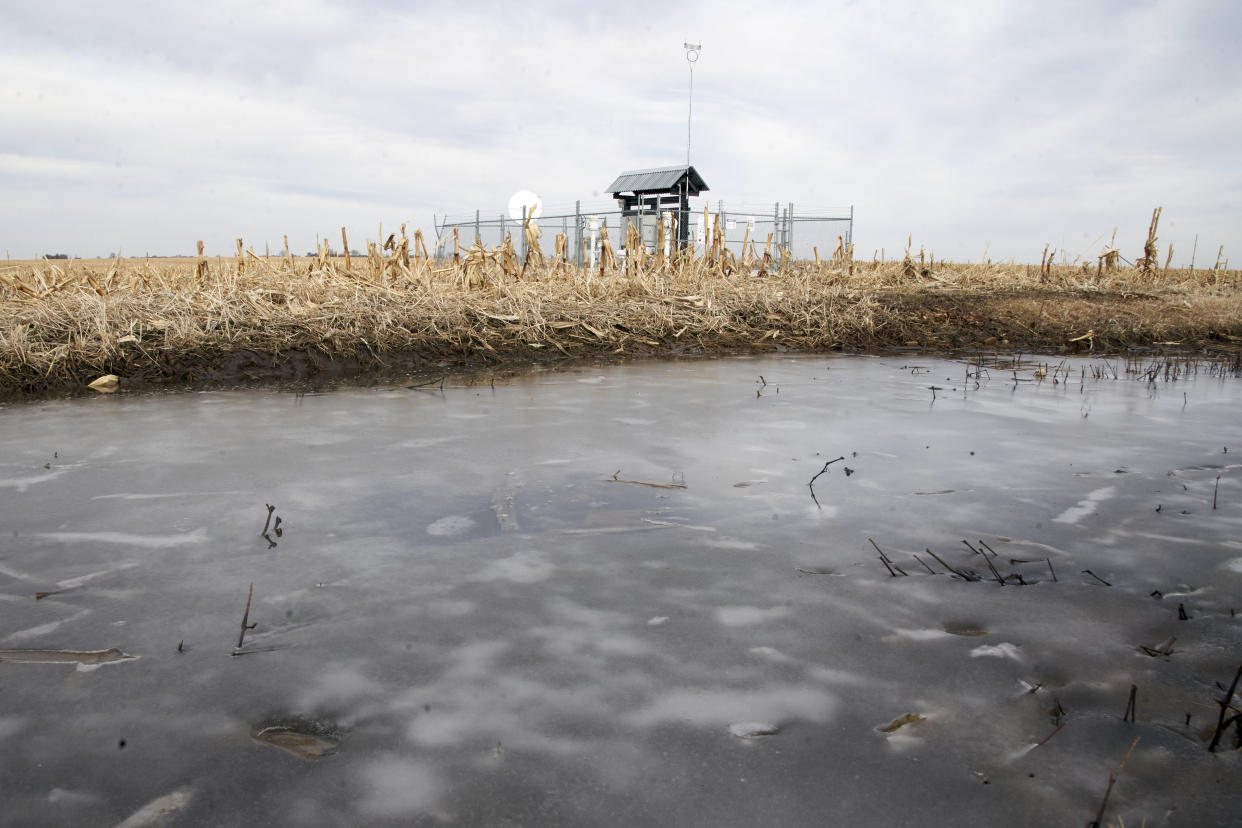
[684, 41, 700, 168]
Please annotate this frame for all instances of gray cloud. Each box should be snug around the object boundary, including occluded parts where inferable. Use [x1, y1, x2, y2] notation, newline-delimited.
[1, 0, 1237, 263]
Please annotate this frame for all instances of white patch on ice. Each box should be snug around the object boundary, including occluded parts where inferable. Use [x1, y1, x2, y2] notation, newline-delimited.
[0, 562, 35, 581]
[715, 606, 790, 626]
[970, 643, 1022, 661]
[808, 667, 872, 686]
[577, 376, 606, 384]
[0, 715, 25, 740]
[700, 537, 760, 551]
[47, 787, 99, 805]
[1224, 557, 1242, 574]
[756, 420, 807, 431]
[531, 600, 650, 658]
[5, 610, 91, 642]
[729, 722, 780, 738]
[647, 616, 669, 626]
[426, 599, 476, 617]
[471, 550, 553, 583]
[749, 646, 795, 663]
[35, 528, 208, 548]
[397, 436, 463, 450]
[1003, 743, 1040, 764]
[92, 491, 247, 500]
[298, 664, 383, 709]
[1098, 527, 1210, 548]
[355, 757, 441, 819]
[1052, 486, 1115, 524]
[0, 470, 63, 492]
[57, 563, 138, 589]
[114, 786, 193, 828]
[613, 417, 655, 426]
[885, 628, 953, 642]
[426, 515, 476, 537]
[885, 730, 925, 751]
[629, 685, 835, 728]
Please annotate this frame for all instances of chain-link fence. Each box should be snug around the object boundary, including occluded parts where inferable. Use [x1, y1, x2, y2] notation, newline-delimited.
[433, 201, 853, 266]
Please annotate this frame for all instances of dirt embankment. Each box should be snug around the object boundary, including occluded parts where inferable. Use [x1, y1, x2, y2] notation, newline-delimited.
[2, 255, 1239, 396]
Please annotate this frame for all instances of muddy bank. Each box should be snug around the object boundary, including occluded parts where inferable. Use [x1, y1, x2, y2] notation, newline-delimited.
[2, 256, 1239, 396]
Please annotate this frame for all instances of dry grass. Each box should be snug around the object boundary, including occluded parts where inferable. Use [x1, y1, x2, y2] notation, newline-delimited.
[1, 226, 1239, 394]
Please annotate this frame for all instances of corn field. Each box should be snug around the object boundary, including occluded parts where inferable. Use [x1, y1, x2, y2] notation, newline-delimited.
[1, 214, 1239, 395]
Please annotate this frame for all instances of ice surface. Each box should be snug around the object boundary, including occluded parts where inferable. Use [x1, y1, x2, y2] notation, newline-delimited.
[0, 354, 1240, 826]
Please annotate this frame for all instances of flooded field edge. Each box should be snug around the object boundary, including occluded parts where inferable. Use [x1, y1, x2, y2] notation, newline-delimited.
[1, 353, 1240, 827]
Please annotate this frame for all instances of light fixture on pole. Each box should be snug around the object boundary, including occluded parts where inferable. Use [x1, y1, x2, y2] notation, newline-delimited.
[684, 41, 700, 168]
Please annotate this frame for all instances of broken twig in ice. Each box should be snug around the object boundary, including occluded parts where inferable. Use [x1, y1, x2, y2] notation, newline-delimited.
[808, 456, 845, 509]
[1208, 661, 1242, 752]
[236, 583, 258, 651]
[1082, 569, 1112, 586]
[926, 548, 978, 581]
[870, 538, 907, 577]
[1087, 736, 1140, 828]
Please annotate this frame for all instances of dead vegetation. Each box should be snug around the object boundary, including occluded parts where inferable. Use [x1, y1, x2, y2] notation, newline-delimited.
[1, 215, 1239, 395]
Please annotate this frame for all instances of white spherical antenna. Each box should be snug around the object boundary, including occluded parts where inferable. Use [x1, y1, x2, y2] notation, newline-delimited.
[508, 190, 542, 222]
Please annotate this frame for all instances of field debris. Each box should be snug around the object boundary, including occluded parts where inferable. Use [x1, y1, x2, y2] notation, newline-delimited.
[878, 713, 926, 733]
[87, 374, 119, 393]
[0, 647, 138, 670]
[252, 719, 341, 760]
[2, 213, 1239, 395]
[610, 470, 687, 489]
[114, 786, 194, 828]
[728, 722, 781, 738]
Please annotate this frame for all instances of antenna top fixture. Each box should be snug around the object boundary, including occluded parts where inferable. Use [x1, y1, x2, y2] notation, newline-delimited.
[684, 41, 701, 62]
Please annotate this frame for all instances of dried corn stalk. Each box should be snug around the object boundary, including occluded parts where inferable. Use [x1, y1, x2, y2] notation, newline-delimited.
[522, 217, 544, 276]
[598, 225, 616, 274]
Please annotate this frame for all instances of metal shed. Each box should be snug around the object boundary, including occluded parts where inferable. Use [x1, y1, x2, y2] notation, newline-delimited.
[605, 165, 709, 250]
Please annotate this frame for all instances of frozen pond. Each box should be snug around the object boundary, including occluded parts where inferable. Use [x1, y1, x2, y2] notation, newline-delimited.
[2, 354, 1240, 827]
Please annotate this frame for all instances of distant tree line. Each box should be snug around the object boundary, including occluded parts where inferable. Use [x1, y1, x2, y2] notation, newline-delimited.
[44, 253, 69, 259]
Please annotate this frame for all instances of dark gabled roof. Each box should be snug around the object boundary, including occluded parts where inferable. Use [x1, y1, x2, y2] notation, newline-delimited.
[605, 165, 708, 195]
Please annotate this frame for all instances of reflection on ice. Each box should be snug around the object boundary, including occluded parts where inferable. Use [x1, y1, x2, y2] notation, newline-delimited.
[1053, 486, 1116, 524]
[714, 605, 791, 626]
[628, 685, 836, 728]
[1, 353, 1239, 826]
[34, 528, 208, 548]
[355, 758, 441, 819]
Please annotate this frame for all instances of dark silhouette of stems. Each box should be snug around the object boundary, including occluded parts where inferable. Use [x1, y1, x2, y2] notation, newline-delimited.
[1087, 737, 1140, 828]
[1208, 662, 1242, 752]
[236, 583, 258, 650]
[808, 456, 845, 509]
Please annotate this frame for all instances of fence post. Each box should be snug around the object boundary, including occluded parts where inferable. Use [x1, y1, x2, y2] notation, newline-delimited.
[773, 202, 780, 249]
[575, 200, 582, 267]
[788, 202, 794, 256]
[848, 204, 854, 246]
[475, 210, 480, 244]
[520, 206, 528, 262]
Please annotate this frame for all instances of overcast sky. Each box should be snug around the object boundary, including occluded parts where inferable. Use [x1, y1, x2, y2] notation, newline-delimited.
[2, 0, 1238, 264]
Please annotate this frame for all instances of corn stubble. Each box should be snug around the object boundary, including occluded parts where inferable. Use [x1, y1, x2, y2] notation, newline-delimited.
[1, 214, 1238, 393]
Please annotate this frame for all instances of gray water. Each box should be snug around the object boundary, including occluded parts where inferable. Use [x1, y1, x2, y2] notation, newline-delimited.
[2, 354, 1240, 827]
